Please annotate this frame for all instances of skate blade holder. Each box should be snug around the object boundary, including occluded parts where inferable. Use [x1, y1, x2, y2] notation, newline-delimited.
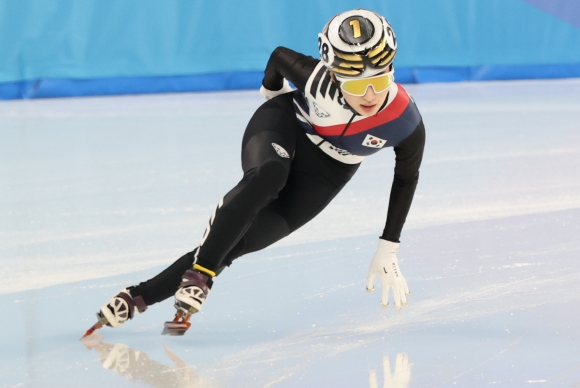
[162, 309, 195, 336]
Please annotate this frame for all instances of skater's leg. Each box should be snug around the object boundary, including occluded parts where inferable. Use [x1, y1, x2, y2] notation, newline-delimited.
[133, 251, 196, 306]
[193, 95, 299, 272]
[222, 126, 360, 265]
[128, 95, 299, 307]
[170, 95, 303, 315]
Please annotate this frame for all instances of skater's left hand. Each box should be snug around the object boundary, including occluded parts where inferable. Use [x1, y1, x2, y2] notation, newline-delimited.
[366, 239, 410, 310]
[260, 79, 293, 100]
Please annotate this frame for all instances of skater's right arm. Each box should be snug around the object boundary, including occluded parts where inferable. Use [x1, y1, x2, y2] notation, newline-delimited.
[262, 47, 319, 93]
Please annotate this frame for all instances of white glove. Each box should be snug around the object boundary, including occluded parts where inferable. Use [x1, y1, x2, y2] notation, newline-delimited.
[259, 79, 293, 100]
[366, 239, 410, 310]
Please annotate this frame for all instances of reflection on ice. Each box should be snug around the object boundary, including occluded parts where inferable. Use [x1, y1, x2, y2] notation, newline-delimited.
[369, 354, 411, 388]
[81, 333, 217, 388]
[82, 331, 414, 388]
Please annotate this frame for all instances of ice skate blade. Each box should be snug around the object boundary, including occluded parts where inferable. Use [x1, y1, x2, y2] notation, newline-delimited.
[80, 312, 109, 340]
[162, 309, 193, 336]
[162, 321, 191, 336]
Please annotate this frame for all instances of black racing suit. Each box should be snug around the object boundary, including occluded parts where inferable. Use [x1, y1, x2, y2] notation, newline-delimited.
[135, 48, 425, 306]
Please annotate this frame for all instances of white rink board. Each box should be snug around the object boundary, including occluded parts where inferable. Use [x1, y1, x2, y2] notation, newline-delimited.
[0, 79, 579, 387]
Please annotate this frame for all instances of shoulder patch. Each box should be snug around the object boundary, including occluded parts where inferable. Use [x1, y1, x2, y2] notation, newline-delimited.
[312, 101, 330, 118]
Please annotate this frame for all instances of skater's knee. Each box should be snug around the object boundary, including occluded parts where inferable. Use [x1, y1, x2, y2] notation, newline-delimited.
[251, 161, 288, 192]
[226, 161, 288, 207]
[250, 161, 288, 203]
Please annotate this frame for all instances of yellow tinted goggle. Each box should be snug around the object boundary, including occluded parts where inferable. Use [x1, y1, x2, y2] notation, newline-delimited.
[337, 72, 395, 96]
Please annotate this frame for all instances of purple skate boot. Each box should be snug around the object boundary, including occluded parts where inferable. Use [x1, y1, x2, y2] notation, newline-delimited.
[163, 265, 214, 336]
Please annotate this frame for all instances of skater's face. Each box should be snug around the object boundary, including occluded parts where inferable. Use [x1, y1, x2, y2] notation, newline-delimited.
[335, 68, 389, 116]
[341, 84, 389, 116]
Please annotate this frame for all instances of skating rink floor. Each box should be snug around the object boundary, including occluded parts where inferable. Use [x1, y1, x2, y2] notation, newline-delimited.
[1, 79, 580, 387]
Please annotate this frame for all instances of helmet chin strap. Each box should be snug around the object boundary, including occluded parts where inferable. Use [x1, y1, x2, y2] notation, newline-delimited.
[341, 95, 360, 115]
[336, 112, 357, 146]
[376, 90, 391, 111]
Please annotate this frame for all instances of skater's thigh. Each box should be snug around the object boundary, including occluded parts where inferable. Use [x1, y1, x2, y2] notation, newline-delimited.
[221, 94, 299, 208]
[227, 150, 359, 259]
[241, 93, 298, 173]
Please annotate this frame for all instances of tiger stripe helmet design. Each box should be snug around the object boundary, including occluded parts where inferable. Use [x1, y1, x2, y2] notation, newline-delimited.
[318, 9, 397, 78]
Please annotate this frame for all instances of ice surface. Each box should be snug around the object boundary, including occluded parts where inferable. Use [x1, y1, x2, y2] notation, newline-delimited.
[1, 79, 579, 387]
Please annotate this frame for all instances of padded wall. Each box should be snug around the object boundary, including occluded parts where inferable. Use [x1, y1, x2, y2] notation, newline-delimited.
[1, 0, 579, 99]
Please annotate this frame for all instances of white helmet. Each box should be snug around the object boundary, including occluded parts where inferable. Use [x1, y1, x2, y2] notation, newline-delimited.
[318, 9, 397, 78]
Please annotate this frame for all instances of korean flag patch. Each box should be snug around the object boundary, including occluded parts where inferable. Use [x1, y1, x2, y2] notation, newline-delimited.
[362, 134, 387, 148]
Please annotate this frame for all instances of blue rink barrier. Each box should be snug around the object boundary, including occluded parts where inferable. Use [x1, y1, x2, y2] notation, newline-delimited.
[0, 72, 264, 100]
[395, 63, 580, 83]
[2, 1, 580, 100]
[1, 63, 580, 100]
